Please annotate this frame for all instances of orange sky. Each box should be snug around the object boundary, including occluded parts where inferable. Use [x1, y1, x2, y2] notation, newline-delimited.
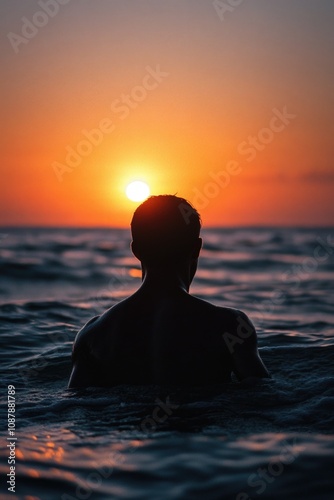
[1, 0, 333, 227]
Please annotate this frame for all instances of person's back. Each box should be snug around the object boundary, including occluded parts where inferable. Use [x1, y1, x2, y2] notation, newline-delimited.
[68, 195, 270, 388]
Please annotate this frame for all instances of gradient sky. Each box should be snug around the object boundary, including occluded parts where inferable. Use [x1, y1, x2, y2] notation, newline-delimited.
[1, 0, 334, 227]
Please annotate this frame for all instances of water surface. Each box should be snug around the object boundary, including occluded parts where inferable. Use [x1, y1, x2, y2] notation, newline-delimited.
[0, 227, 333, 499]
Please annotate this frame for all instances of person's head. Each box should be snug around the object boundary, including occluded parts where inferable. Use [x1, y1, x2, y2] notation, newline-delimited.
[131, 195, 202, 271]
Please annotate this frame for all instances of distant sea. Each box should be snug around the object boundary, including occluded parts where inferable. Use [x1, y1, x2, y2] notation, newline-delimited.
[0, 227, 333, 499]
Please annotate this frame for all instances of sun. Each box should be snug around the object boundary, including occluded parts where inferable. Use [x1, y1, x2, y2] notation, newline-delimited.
[126, 181, 150, 202]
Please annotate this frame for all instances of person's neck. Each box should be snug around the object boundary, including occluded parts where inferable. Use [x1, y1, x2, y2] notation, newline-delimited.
[140, 265, 191, 294]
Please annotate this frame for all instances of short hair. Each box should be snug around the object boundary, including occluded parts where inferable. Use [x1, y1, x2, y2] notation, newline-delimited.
[131, 195, 201, 265]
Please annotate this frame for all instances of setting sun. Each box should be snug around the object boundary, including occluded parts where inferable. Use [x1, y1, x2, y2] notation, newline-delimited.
[126, 181, 150, 202]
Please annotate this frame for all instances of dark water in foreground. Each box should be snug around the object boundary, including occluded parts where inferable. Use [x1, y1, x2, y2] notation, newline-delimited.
[0, 227, 333, 500]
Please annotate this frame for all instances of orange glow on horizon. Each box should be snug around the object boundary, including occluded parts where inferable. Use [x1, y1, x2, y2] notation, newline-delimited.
[1, 2, 333, 227]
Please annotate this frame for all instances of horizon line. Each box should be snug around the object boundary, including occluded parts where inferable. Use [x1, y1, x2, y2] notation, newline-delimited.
[1, 224, 333, 230]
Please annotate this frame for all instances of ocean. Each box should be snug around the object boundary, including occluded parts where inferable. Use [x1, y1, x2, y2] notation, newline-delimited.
[0, 227, 333, 500]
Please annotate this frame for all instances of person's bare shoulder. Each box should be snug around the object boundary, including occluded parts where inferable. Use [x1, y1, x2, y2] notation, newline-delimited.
[215, 306, 271, 381]
[187, 294, 247, 325]
[217, 307, 257, 353]
[186, 298, 270, 381]
[71, 315, 101, 362]
[72, 297, 136, 357]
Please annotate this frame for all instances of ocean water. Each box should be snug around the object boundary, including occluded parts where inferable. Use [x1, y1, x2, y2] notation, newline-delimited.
[0, 227, 333, 500]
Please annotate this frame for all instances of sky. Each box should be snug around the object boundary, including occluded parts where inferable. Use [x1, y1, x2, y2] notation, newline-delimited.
[1, 0, 334, 227]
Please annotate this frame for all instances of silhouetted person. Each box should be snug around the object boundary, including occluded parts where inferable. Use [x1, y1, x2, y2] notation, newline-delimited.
[68, 195, 270, 388]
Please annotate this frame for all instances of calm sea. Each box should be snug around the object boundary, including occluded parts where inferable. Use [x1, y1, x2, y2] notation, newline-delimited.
[0, 227, 333, 500]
